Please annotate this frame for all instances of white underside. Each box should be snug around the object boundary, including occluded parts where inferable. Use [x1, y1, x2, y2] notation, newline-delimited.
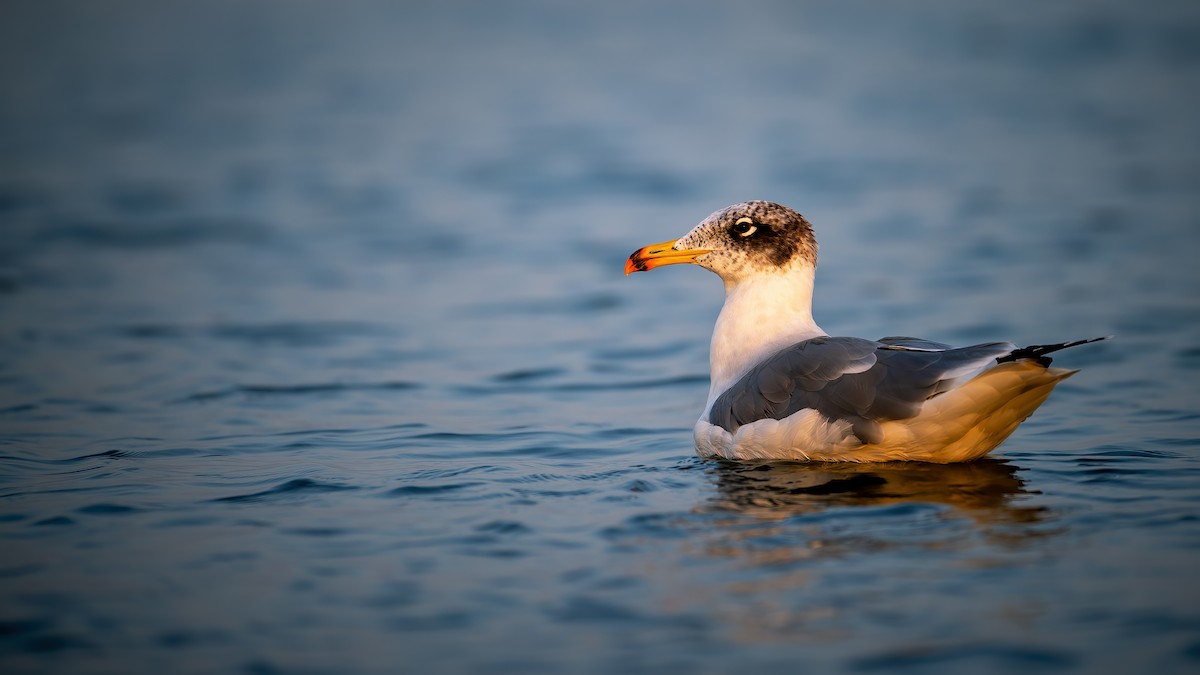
[694, 361, 1077, 463]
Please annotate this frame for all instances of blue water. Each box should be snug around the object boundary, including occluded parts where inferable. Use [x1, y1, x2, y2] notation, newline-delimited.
[3, 1, 1200, 673]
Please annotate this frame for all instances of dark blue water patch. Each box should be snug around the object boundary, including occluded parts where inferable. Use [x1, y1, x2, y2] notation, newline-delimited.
[404, 430, 538, 445]
[153, 628, 230, 649]
[465, 292, 624, 318]
[76, 502, 140, 515]
[34, 215, 273, 249]
[850, 642, 1078, 671]
[601, 513, 694, 543]
[618, 479, 657, 493]
[346, 227, 469, 262]
[458, 374, 708, 397]
[1076, 445, 1179, 462]
[105, 182, 187, 215]
[1031, 15, 1130, 68]
[37, 398, 123, 416]
[0, 403, 35, 415]
[491, 367, 566, 383]
[472, 658, 558, 675]
[118, 323, 189, 340]
[195, 424, 428, 446]
[501, 466, 654, 486]
[549, 374, 709, 392]
[593, 426, 688, 441]
[75, 449, 131, 462]
[1077, 469, 1153, 485]
[1115, 305, 1200, 335]
[207, 320, 390, 346]
[213, 478, 359, 503]
[295, 176, 398, 219]
[1149, 436, 1200, 449]
[475, 520, 533, 535]
[178, 380, 420, 403]
[766, 156, 937, 199]
[592, 341, 697, 361]
[1171, 345, 1200, 367]
[0, 180, 53, 215]
[120, 319, 393, 347]
[208, 319, 374, 343]
[281, 526, 348, 538]
[150, 515, 222, 528]
[394, 430, 632, 460]
[122, 446, 210, 459]
[399, 465, 504, 482]
[194, 551, 260, 568]
[939, 322, 1016, 344]
[242, 659, 284, 675]
[491, 444, 627, 461]
[362, 581, 421, 610]
[11, 631, 97, 655]
[458, 124, 704, 205]
[30, 516, 74, 527]
[0, 273, 18, 294]
[512, 486, 597, 499]
[387, 482, 485, 497]
[548, 594, 643, 623]
[0, 564, 43, 579]
[2, 445, 200, 464]
[0, 618, 50, 641]
[578, 574, 641, 592]
[386, 611, 473, 632]
[1154, 23, 1200, 66]
[856, 211, 931, 243]
[0, 448, 129, 467]
[1135, 408, 1200, 425]
[457, 546, 526, 559]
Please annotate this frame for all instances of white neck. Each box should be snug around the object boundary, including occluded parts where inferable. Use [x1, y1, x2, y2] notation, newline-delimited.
[706, 265, 826, 408]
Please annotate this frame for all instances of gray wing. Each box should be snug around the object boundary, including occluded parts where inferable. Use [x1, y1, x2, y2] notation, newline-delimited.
[708, 336, 1016, 444]
[876, 336, 954, 350]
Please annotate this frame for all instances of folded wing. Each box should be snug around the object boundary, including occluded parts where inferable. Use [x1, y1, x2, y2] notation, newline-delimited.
[708, 336, 1016, 444]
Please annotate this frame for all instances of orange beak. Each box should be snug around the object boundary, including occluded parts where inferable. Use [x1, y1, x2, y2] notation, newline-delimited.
[624, 239, 712, 275]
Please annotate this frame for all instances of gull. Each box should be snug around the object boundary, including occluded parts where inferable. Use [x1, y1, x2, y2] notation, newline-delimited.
[625, 201, 1106, 463]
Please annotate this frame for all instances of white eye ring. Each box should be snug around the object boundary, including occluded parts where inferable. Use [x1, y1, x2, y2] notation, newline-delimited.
[734, 217, 757, 237]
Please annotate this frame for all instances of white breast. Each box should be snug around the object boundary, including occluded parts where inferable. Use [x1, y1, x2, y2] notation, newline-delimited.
[693, 410, 860, 461]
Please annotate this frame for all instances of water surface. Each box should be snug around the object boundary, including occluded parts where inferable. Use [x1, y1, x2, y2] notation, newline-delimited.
[2, 1, 1199, 673]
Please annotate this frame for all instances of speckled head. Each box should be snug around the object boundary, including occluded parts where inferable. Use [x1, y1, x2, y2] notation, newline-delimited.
[670, 201, 818, 282]
[625, 201, 818, 279]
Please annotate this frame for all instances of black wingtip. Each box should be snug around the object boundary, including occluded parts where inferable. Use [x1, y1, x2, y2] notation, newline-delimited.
[997, 336, 1112, 366]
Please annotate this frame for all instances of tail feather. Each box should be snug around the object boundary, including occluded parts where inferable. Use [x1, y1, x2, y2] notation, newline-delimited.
[997, 336, 1111, 366]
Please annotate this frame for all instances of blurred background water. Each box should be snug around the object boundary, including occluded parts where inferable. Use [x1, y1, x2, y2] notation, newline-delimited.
[2, 0, 1199, 673]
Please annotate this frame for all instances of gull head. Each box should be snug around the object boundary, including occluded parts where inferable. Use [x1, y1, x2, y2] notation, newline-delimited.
[625, 201, 818, 284]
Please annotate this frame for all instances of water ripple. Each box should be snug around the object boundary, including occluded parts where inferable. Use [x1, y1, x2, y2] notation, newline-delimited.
[177, 380, 420, 403]
[387, 483, 485, 497]
[213, 478, 360, 503]
[851, 642, 1078, 671]
[454, 374, 708, 396]
[1, 2, 1198, 673]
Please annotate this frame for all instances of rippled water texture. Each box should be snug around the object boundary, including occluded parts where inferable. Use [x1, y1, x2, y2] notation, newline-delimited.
[2, 1, 1200, 673]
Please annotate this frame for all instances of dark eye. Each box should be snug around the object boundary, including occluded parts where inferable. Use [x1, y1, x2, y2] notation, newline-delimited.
[732, 217, 758, 238]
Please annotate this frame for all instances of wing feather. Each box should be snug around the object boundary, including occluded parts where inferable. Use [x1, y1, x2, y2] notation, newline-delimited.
[708, 337, 1016, 442]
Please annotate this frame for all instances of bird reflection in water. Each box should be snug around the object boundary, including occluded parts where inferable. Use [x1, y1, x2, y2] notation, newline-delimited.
[708, 459, 1038, 518]
[696, 458, 1053, 566]
[665, 460, 1056, 642]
